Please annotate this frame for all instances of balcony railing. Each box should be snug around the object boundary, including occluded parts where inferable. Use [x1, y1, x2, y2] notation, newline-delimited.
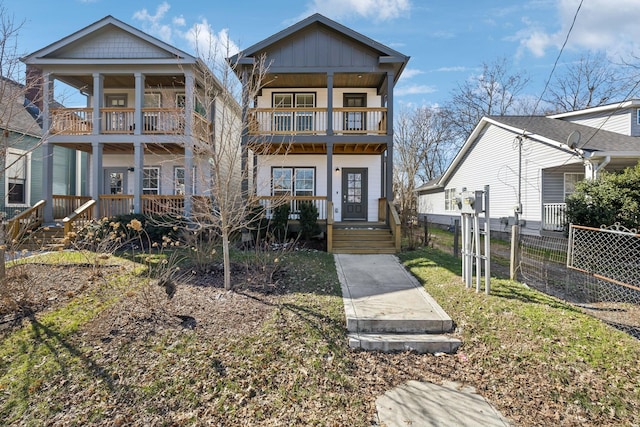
[257, 196, 328, 220]
[98, 195, 212, 218]
[50, 108, 210, 140]
[543, 203, 567, 231]
[248, 107, 387, 136]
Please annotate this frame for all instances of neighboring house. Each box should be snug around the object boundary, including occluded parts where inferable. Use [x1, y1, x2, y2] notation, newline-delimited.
[0, 77, 84, 219]
[417, 101, 640, 236]
[20, 15, 241, 224]
[228, 13, 409, 253]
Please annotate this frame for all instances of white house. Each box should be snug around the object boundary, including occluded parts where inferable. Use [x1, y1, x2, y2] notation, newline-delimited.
[417, 101, 640, 236]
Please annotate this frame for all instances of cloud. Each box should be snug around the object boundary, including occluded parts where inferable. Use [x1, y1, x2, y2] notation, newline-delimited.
[395, 84, 436, 96]
[434, 66, 468, 73]
[399, 68, 424, 79]
[182, 19, 240, 62]
[132, 2, 173, 42]
[518, 0, 640, 59]
[301, 0, 411, 22]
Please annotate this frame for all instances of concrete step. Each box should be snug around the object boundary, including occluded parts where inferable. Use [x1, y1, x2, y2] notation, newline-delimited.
[346, 316, 453, 334]
[349, 332, 462, 354]
[332, 247, 397, 254]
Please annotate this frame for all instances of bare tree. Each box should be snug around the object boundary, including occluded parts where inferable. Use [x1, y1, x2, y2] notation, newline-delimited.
[0, 7, 46, 279]
[544, 52, 632, 113]
[446, 57, 531, 140]
[393, 106, 455, 240]
[160, 31, 272, 291]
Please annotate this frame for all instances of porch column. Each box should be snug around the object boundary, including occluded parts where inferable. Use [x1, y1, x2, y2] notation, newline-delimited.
[91, 141, 103, 218]
[133, 141, 143, 214]
[326, 142, 333, 204]
[327, 72, 334, 135]
[134, 73, 144, 136]
[183, 72, 195, 217]
[240, 68, 249, 197]
[92, 73, 103, 135]
[385, 71, 394, 203]
[41, 73, 54, 223]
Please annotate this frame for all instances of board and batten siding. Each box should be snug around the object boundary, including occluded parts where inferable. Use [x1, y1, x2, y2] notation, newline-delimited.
[256, 154, 381, 222]
[559, 109, 632, 135]
[264, 25, 380, 69]
[419, 123, 581, 235]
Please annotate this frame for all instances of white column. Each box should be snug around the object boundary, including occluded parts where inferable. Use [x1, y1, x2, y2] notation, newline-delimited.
[134, 73, 144, 135]
[183, 72, 195, 217]
[92, 73, 103, 135]
[133, 141, 143, 213]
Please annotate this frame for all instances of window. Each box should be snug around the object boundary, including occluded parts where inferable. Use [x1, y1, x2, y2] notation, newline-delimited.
[564, 173, 583, 200]
[272, 93, 315, 132]
[444, 188, 457, 211]
[144, 93, 161, 107]
[637, 109, 640, 125]
[176, 93, 186, 108]
[174, 166, 196, 195]
[6, 150, 28, 205]
[143, 167, 160, 195]
[272, 167, 315, 215]
[343, 93, 366, 131]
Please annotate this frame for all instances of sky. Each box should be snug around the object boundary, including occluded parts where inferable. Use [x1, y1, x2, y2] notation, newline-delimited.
[4, 0, 640, 110]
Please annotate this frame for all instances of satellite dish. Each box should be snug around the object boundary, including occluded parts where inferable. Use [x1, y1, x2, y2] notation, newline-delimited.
[566, 131, 581, 149]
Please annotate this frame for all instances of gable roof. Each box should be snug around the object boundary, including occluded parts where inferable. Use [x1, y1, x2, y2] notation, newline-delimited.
[21, 15, 197, 65]
[420, 114, 640, 193]
[228, 13, 409, 83]
[0, 78, 42, 137]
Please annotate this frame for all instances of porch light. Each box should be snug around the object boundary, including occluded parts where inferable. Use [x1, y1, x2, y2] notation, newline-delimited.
[335, 167, 340, 172]
[127, 167, 135, 172]
[357, 74, 362, 78]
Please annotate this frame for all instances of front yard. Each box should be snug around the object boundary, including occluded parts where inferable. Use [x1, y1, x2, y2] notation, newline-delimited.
[0, 245, 639, 426]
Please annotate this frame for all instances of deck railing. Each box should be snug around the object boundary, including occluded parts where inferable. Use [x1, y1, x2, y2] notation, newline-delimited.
[53, 195, 93, 219]
[98, 195, 212, 218]
[247, 107, 387, 136]
[257, 196, 328, 220]
[6, 200, 45, 241]
[50, 108, 210, 140]
[543, 203, 567, 231]
[63, 199, 95, 236]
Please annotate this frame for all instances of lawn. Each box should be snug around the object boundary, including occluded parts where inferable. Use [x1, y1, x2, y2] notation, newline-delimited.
[0, 246, 638, 426]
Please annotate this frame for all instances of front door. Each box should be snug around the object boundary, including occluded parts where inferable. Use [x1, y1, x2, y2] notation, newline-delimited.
[104, 168, 128, 195]
[342, 168, 367, 220]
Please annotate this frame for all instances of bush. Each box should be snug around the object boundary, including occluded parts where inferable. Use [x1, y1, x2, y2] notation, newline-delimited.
[298, 201, 320, 239]
[566, 162, 640, 230]
[271, 204, 290, 242]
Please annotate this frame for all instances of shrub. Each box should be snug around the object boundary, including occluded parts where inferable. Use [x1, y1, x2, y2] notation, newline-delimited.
[298, 201, 320, 239]
[566, 162, 640, 230]
[271, 203, 290, 242]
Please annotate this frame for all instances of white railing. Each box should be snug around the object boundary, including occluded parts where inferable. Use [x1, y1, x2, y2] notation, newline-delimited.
[543, 203, 567, 231]
[258, 196, 327, 220]
[249, 108, 327, 135]
[332, 108, 387, 135]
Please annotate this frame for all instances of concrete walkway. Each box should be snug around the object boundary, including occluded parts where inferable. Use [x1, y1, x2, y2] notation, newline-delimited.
[334, 254, 512, 427]
[334, 253, 460, 353]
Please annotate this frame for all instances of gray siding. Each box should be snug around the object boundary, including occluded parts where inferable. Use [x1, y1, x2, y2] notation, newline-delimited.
[265, 25, 379, 69]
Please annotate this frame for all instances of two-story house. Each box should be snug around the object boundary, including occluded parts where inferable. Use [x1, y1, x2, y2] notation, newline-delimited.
[20, 15, 241, 227]
[417, 101, 640, 236]
[228, 13, 409, 253]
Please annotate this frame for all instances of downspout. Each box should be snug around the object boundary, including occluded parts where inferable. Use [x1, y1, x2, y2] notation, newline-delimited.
[593, 155, 611, 178]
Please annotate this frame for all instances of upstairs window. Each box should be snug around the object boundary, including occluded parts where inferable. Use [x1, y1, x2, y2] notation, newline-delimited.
[272, 93, 315, 132]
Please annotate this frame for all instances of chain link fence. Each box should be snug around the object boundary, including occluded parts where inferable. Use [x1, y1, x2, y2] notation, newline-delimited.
[519, 228, 640, 339]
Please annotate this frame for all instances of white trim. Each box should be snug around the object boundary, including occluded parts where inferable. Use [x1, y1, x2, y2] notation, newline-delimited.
[5, 148, 31, 207]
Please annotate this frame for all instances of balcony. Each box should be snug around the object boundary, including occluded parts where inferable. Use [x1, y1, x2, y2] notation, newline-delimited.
[543, 203, 567, 231]
[50, 108, 211, 141]
[248, 107, 387, 136]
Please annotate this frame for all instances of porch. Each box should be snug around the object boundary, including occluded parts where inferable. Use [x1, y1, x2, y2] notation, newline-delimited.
[248, 107, 387, 136]
[542, 203, 567, 232]
[7, 195, 400, 254]
[50, 107, 210, 141]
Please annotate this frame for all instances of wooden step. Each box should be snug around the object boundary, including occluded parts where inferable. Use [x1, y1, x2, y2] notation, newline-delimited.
[331, 226, 397, 254]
